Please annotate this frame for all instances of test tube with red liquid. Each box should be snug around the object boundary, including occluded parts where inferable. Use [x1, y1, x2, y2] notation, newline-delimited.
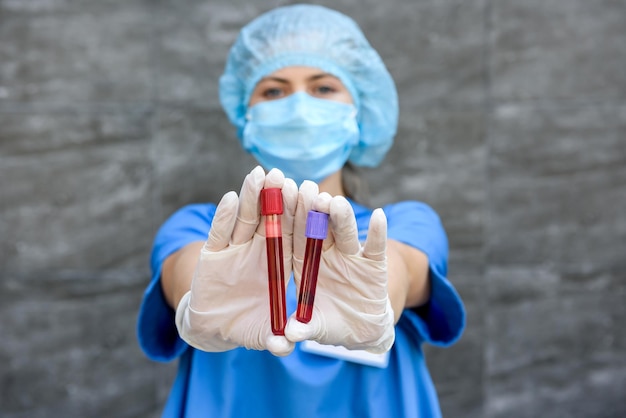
[296, 210, 329, 323]
[261, 188, 287, 335]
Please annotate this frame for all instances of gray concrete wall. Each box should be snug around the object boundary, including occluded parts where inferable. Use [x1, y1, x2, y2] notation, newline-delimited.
[1, 0, 624, 417]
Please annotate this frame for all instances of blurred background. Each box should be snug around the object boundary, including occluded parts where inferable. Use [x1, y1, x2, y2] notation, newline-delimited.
[1, 0, 624, 417]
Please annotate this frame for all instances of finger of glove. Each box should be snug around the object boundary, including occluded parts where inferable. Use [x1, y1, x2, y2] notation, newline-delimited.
[266, 335, 295, 357]
[205, 191, 239, 251]
[311, 192, 333, 251]
[362, 208, 387, 261]
[262, 169, 295, 278]
[263, 167, 286, 192]
[260, 167, 286, 235]
[231, 166, 265, 244]
[329, 196, 360, 256]
[294, 181, 319, 258]
[284, 314, 323, 343]
[279, 177, 298, 260]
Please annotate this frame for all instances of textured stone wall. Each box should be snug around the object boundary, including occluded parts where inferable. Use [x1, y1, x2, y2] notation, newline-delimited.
[1, 0, 624, 417]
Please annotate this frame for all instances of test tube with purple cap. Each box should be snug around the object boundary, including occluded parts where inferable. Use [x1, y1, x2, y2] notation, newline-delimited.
[296, 210, 329, 323]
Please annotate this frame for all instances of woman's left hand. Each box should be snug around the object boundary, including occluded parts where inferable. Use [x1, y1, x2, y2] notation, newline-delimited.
[286, 183, 395, 354]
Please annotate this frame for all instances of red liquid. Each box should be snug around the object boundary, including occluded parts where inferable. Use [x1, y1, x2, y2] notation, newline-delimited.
[296, 237, 324, 323]
[266, 228, 287, 335]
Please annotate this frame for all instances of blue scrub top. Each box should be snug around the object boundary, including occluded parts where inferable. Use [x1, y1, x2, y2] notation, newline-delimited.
[137, 199, 465, 418]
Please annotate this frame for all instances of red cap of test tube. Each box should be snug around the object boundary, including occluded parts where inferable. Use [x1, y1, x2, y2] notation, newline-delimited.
[306, 211, 329, 240]
[261, 188, 283, 215]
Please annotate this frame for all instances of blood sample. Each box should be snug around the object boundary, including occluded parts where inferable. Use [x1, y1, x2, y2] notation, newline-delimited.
[261, 188, 287, 335]
[296, 210, 329, 323]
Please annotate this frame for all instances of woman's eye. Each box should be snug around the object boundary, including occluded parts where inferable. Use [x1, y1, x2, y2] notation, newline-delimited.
[314, 85, 336, 95]
[262, 88, 284, 99]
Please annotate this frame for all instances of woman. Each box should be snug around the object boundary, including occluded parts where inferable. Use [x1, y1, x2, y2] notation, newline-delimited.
[138, 4, 465, 417]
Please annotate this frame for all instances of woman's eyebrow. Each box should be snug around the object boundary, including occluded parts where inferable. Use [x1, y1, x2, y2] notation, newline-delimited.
[258, 73, 339, 84]
[309, 73, 339, 81]
[258, 76, 290, 84]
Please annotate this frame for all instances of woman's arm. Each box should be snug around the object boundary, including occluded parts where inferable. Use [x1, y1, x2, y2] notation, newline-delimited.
[162, 240, 429, 321]
[161, 241, 204, 310]
[387, 239, 430, 323]
[162, 238, 430, 324]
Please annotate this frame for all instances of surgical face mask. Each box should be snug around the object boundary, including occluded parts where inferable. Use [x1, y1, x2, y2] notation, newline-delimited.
[242, 92, 359, 185]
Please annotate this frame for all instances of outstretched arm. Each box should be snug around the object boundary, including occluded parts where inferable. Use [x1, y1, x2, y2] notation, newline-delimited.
[386, 239, 430, 323]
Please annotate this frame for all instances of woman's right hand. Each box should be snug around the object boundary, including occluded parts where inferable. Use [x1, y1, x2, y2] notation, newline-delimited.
[175, 166, 298, 356]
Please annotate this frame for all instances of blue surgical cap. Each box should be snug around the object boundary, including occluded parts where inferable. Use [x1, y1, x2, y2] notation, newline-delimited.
[219, 4, 398, 167]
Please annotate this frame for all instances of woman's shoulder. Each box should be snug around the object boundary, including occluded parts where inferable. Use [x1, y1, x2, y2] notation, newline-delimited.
[159, 202, 218, 232]
[350, 199, 445, 245]
[382, 200, 440, 218]
[153, 203, 218, 250]
[168, 202, 218, 221]
[351, 198, 439, 216]
[352, 199, 443, 226]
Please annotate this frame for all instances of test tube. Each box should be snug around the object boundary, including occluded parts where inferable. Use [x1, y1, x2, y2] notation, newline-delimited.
[261, 188, 287, 335]
[296, 210, 329, 323]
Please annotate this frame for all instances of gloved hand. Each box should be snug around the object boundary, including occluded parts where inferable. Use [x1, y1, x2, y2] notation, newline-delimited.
[285, 181, 395, 354]
[175, 166, 298, 356]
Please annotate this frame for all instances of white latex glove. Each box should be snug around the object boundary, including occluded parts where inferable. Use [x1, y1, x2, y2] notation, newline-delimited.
[175, 166, 298, 356]
[285, 181, 395, 354]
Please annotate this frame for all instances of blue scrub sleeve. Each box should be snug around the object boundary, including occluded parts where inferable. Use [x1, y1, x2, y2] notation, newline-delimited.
[384, 201, 466, 347]
[137, 204, 216, 362]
